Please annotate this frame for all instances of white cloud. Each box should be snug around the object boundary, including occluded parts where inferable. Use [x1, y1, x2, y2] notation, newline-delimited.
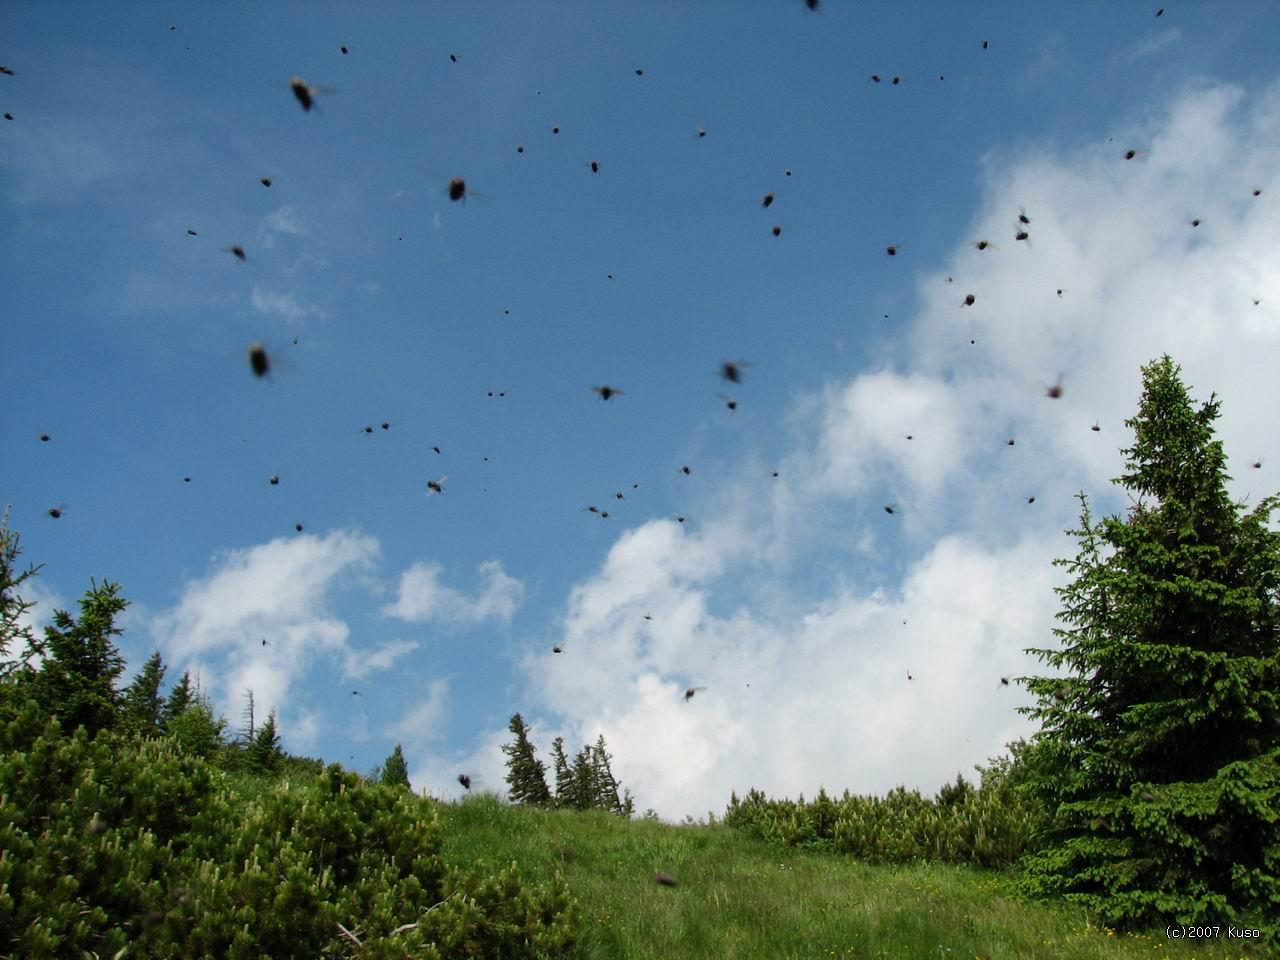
[383, 560, 525, 625]
[250, 285, 321, 323]
[389, 677, 449, 745]
[508, 79, 1280, 820]
[147, 529, 379, 728]
[342, 638, 419, 681]
[257, 205, 307, 247]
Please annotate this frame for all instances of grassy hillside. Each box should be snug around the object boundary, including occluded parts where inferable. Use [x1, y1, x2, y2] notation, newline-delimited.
[437, 792, 1268, 960]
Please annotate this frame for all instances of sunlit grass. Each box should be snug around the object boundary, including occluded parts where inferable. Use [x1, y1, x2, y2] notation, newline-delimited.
[436, 792, 1267, 960]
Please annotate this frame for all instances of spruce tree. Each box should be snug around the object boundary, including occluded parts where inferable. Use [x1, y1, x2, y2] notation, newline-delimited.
[502, 713, 553, 805]
[550, 735, 573, 806]
[161, 670, 194, 731]
[569, 746, 595, 811]
[381, 742, 411, 789]
[32, 578, 129, 737]
[590, 735, 625, 815]
[0, 510, 46, 679]
[246, 707, 283, 773]
[121, 650, 167, 737]
[1020, 355, 1280, 934]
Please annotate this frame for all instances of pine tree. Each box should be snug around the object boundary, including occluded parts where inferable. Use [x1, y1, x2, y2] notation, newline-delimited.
[590, 735, 625, 815]
[0, 510, 46, 679]
[502, 713, 553, 806]
[32, 578, 129, 737]
[161, 670, 194, 731]
[381, 742, 411, 789]
[246, 707, 283, 773]
[550, 736, 573, 806]
[1020, 355, 1280, 934]
[569, 746, 595, 811]
[121, 650, 167, 737]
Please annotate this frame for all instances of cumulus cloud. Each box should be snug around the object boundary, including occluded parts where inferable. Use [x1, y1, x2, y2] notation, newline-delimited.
[383, 560, 526, 625]
[148, 529, 379, 725]
[505, 79, 1280, 820]
[250, 285, 321, 323]
[257, 205, 307, 247]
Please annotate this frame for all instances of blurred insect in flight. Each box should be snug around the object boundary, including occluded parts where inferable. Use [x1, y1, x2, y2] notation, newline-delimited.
[884, 504, 897, 515]
[592, 385, 623, 400]
[720, 360, 751, 383]
[683, 686, 707, 702]
[886, 243, 900, 256]
[718, 394, 737, 411]
[248, 342, 270, 377]
[772, 226, 781, 237]
[47, 504, 68, 519]
[269, 475, 280, 486]
[1091, 421, 1101, 432]
[961, 294, 976, 307]
[426, 476, 447, 495]
[260, 177, 272, 187]
[1045, 378, 1064, 399]
[290, 75, 330, 111]
[228, 244, 247, 261]
[761, 193, 775, 208]
[448, 177, 469, 202]
[457, 773, 471, 790]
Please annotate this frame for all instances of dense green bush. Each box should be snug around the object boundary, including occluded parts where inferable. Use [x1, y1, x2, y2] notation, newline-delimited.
[0, 714, 577, 959]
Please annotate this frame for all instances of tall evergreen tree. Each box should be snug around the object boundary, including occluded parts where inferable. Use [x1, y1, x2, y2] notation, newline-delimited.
[32, 578, 129, 737]
[550, 736, 573, 807]
[569, 746, 595, 811]
[380, 742, 411, 789]
[1020, 356, 1280, 934]
[590, 735, 625, 815]
[246, 707, 283, 773]
[502, 713, 553, 806]
[0, 510, 46, 679]
[121, 650, 167, 737]
[161, 670, 194, 731]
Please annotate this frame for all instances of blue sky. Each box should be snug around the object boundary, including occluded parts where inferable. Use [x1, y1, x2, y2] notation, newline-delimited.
[3, 1, 1279, 818]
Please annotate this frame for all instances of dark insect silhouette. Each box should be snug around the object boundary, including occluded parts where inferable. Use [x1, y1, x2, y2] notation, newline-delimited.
[1014, 229, 1029, 242]
[0, 66, 15, 76]
[589, 160, 599, 174]
[340, 45, 349, 54]
[592, 385, 623, 400]
[248, 342, 270, 377]
[269, 475, 280, 485]
[47, 505, 67, 519]
[681, 465, 691, 475]
[868, 74, 882, 83]
[721, 360, 751, 384]
[771, 225, 782, 237]
[184, 476, 191, 482]
[3, 113, 12, 121]
[551, 126, 560, 134]
[38, 433, 50, 442]
[654, 872, 678, 887]
[907, 670, 913, 681]
[457, 773, 472, 790]
[762, 193, 775, 208]
[785, 169, 792, 176]
[634, 68, 643, 76]
[891, 76, 901, 85]
[186, 229, 198, 236]
[1026, 496, 1036, 504]
[448, 177, 469, 202]
[1156, 8, 1164, 15]
[432, 446, 441, 454]
[615, 492, 625, 500]
[553, 645, 563, 653]
[1123, 148, 1144, 160]
[450, 54, 459, 63]
[1252, 460, 1263, 469]
[972, 240, 993, 251]
[1000, 676, 1010, 686]
[884, 504, 897, 515]
[290, 75, 327, 111]
[962, 294, 976, 307]
[262, 638, 269, 646]
[683, 686, 707, 702]
[886, 244, 899, 256]
[516, 144, 525, 154]
[718, 394, 737, 411]
[228, 244, 247, 261]
[982, 40, 989, 49]
[905, 435, 913, 440]
[1057, 288, 1064, 297]
[772, 470, 780, 477]
[260, 177, 272, 187]
[426, 476, 447, 494]
[675, 514, 686, 523]
[1091, 421, 1101, 432]
[1253, 189, 1262, 197]
[486, 389, 507, 397]
[698, 127, 706, 138]
[295, 522, 304, 532]
[1008, 439, 1016, 446]
[1190, 219, 1201, 228]
[362, 425, 374, 434]
[643, 613, 653, 620]
[583, 505, 602, 514]
[1017, 208, 1031, 225]
[1045, 378, 1064, 399]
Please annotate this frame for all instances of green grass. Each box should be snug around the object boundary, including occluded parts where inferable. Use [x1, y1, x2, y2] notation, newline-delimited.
[436, 792, 1270, 960]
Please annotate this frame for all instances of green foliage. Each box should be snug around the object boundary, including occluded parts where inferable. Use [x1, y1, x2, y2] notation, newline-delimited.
[121, 650, 167, 738]
[0, 717, 577, 958]
[502, 712, 553, 806]
[0, 509, 45, 678]
[722, 755, 1045, 870]
[379, 742, 411, 789]
[1019, 355, 1280, 936]
[29, 578, 129, 737]
[164, 694, 229, 764]
[245, 707, 284, 774]
[159, 670, 193, 733]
